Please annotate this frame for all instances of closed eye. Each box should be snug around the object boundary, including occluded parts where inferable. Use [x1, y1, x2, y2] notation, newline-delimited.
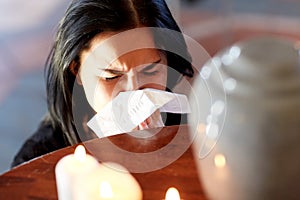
[141, 60, 161, 75]
[98, 69, 123, 82]
[103, 75, 121, 81]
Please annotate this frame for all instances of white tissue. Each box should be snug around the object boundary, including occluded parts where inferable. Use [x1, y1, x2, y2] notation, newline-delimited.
[87, 88, 191, 138]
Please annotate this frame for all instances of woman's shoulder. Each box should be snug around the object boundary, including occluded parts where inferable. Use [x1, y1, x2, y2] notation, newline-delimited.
[11, 114, 70, 168]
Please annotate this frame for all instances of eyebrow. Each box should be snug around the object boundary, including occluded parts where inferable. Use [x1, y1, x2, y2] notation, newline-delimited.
[98, 58, 162, 74]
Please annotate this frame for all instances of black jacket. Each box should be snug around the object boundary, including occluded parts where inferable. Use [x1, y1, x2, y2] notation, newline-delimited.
[11, 116, 70, 168]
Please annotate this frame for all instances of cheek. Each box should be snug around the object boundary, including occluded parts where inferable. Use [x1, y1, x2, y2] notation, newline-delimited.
[80, 73, 115, 112]
[93, 82, 116, 112]
[151, 73, 167, 90]
[147, 67, 168, 90]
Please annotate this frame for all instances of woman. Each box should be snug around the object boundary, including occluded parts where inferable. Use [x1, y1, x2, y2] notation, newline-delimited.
[12, 0, 193, 167]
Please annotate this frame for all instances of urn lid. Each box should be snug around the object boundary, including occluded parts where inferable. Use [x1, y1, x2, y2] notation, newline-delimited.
[199, 36, 300, 99]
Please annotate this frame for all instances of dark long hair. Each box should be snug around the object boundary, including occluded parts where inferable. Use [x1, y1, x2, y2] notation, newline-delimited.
[45, 0, 194, 145]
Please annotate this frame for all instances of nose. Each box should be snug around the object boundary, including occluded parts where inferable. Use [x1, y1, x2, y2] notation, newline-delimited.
[125, 69, 139, 91]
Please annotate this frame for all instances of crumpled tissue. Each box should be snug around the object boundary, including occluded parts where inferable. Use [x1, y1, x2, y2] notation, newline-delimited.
[87, 88, 191, 138]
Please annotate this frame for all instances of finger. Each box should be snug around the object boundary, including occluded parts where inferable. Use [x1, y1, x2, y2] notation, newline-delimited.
[138, 121, 149, 130]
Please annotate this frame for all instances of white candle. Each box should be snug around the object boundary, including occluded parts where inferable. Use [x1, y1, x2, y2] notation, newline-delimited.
[73, 162, 143, 200]
[165, 187, 181, 200]
[99, 181, 113, 198]
[55, 145, 99, 200]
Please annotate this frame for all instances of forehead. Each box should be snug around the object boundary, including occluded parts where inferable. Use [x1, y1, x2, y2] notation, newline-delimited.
[80, 29, 160, 70]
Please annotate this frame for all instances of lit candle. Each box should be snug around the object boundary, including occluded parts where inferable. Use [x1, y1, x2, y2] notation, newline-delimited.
[99, 181, 113, 198]
[73, 162, 142, 200]
[55, 145, 99, 200]
[165, 187, 181, 200]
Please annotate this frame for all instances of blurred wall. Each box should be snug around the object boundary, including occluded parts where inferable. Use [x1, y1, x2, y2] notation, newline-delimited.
[0, 0, 69, 173]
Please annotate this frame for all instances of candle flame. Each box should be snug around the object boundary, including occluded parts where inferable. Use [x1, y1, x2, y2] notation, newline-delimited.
[99, 181, 113, 198]
[214, 154, 226, 168]
[165, 187, 180, 200]
[74, 145, 86, 162]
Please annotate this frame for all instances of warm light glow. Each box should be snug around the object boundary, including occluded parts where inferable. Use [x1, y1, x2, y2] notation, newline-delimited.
[197, 123, 206, 134]
[214, 154, 226, 168]
[74, 145, 86, 162]
[99, 181, 113, 198]
[165, 187, 180, 200]
[294, 40, 300, 50]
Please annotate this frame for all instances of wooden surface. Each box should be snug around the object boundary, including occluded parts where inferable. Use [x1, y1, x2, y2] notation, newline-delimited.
[0, 125, 207, 200]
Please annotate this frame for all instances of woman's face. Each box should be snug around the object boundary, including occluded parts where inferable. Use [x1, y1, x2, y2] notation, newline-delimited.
[78, 31, 168, 113]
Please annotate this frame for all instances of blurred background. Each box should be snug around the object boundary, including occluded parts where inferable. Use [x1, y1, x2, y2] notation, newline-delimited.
[0, 0, 299, 174]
